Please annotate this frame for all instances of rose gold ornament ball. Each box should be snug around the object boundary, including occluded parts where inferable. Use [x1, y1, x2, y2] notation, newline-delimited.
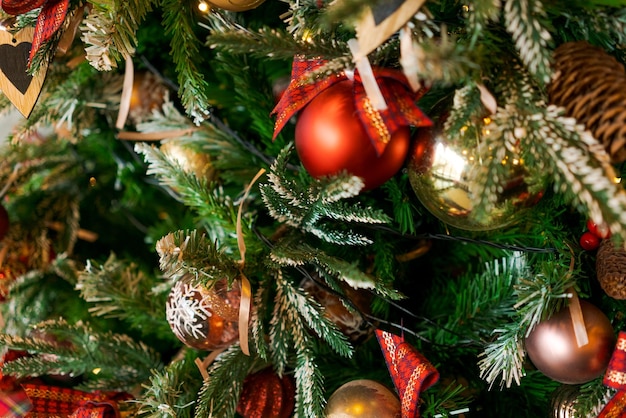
[524, 300, 615, 384]
[295, 81, 411, 191]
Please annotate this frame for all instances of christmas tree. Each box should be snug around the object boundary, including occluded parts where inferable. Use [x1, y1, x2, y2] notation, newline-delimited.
[1, 0, 626, 416]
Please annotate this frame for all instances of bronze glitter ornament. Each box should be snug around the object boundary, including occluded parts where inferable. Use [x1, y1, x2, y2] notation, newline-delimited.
[525, 300, 615, 384]
[236, 368, 295, 418]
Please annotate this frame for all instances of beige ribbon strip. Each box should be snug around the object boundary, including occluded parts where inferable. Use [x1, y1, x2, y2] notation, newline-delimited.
[568, 288, 589, 347]
[477, 83, 497, 115]
[194, 347, 226, 381]
[399, 25, 420, 92]
[235, 168, 266, 356]
[348, 38, 387, 111]
[116, 129, 198, 141]
[115, 56, 134, 130]
[46, 221, 98, 242]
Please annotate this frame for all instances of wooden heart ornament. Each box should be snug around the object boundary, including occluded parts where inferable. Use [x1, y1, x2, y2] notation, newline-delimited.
[0, 26, 48, 118]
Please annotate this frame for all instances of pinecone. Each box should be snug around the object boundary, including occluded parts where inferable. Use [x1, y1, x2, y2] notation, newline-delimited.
[596, 239, 626, 300]
[548, 41, 626, 164]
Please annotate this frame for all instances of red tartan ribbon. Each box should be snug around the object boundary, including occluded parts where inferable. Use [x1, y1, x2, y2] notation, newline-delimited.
[375, 330, 439, 418]
[271, 56, 432, 156]
[21, 383, 130, 418]
[0, 387, 33, 418]
[1, 0, 70, 64]
[599, 331, 626, 418]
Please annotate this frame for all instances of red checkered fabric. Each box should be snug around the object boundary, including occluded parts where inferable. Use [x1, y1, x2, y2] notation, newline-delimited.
[605, 331, 626, 390]
[0, 388, 32, 418]
[598, 331, 626, 418]
[599, 331, 626, 417]
[21, 384, 130, 418]
[375, 330, 439, 418]
[0, 0, 70, 64]
[599, 390, 626, 418]
[271, 56, 432, 156]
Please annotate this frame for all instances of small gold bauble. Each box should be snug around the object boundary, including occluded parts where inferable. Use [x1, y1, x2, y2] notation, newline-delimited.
[408, 123, 541, 231]
[160, 140, 215, 183]
[325, 379, 400, 418]
[207, 0, 265, 12]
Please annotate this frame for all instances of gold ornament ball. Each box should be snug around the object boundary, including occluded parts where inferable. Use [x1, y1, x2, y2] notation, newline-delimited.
[551, 385, 580, 418]
[166, 275, 241, 350]
[408, 122, 542, 231]
[160, 140, 216, 183]
[525, 300, 615, 384]
[206, 0, 265, 12]
[325, 379, 401, 418]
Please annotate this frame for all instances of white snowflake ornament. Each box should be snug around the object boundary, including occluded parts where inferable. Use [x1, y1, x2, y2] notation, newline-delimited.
[166, 275, 241, 350]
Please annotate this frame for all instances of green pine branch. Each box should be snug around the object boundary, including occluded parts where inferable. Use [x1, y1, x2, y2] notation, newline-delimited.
[155, 230, 241, 283]
[161, 0, 211, 123]
[135, 101, 263, 185]
[195, 345, 256, 418]
[464, 0, 501, 49]
[0, 319, 162, 391]
[529, 105, 626, 242]
[260, 145, 391, 246]
[82, 0, 157, 70]
[503, 0, 554, 85]
[270, 270, 327, 417]
[76, 253, 175, 340]
[135, 353, 201, 418]
[478, 255, 579, 388]
[135, 143, 238, 246]
[205, 12, 344, 60]
[270, 236, 401, 300]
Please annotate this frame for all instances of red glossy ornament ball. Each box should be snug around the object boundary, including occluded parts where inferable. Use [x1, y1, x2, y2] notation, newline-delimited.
[580, 231, 601, 251]
[236, 368, 295, 418]
[525, 300, 615, 384]
[0, 204, 9, 241]
[587, 219, 611, 239]
[295, 81, 411, 191]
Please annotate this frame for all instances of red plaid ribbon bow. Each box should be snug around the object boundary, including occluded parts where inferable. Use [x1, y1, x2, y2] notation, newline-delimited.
[1, 0, 70, 64]
[21, 383, 130, 418]
[599, 331, 626, 417]
[271, 56, 432, 156]
[375, 330, 439, 418]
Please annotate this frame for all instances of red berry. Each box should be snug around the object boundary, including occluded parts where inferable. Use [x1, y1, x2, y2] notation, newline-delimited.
[580, 231, 601, 251]
[587, 219, 611, 239]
